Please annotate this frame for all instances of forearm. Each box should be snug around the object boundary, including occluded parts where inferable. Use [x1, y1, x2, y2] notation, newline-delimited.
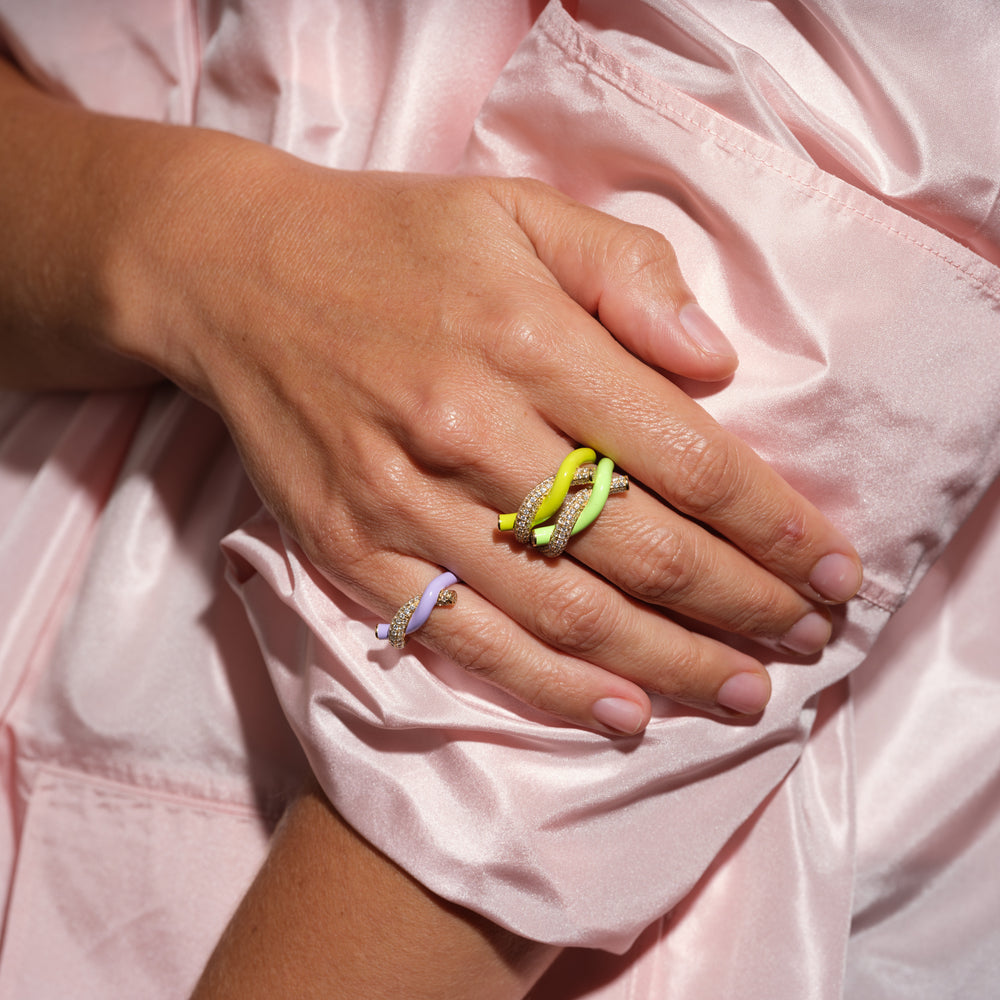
[0, 55, 245, 391]
[192, 783, 559, 1000]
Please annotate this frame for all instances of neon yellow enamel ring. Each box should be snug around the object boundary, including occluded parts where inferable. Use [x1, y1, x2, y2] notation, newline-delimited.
[498, 448, 628, 556]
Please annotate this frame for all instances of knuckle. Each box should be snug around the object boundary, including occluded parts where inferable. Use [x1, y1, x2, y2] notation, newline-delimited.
[531, 582, 610, 655]
[293, 511, 372, 591]
[445, 614, 575, 717]
[758, 506, 810, 566]
[729, 601, 791, 637]
[668, 431, 742, 519]
[649, 632, 704, 698]
[447, 610, 512, 681]
[490, 310, 558, 381]
[404, 388, 494, 474]
[617, 524, 699, 605]
[361, 452, 418, 523]
[702, 577, 787, 636]
[609, 226, 679, 286]
[499, 659, 570, 714]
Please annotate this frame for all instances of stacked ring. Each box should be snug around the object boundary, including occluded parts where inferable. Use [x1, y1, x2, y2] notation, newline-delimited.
[531, 457, 629, 553]
[498, 448, 628, 557]
[376, 571, 459, 649]
[499, 447, 597, 541]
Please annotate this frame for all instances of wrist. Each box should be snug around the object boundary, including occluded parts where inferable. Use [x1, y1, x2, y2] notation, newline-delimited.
[0, 63, 254, 391]
[101, 125, 344, 412]
[98, 125, 273, 397]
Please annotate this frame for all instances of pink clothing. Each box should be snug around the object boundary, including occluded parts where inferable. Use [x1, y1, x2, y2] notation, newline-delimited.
[1, 2, 998, 997]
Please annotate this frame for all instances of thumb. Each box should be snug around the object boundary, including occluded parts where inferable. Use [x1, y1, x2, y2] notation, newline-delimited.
[502, 180, 738, 381]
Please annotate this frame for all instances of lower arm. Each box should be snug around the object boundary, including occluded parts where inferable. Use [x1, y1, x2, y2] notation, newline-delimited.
[192, 783, 560, 1000]
[0, 56, 255, 393]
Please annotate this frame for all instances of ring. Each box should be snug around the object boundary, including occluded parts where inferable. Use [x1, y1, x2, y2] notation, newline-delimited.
[498, 448, 596, 541]
[533, 485, 594, 557]
[375, 571, 459, 649]
[531, 458, 630, 555]
[498, 448, 628, 553]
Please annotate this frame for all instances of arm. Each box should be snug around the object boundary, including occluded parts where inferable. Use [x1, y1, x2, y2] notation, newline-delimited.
[0, 57, 860, 730]
[0, 56, 186, 388]
[191, 783, 558, 1000]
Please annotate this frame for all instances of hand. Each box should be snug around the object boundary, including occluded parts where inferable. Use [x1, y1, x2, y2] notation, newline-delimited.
[0, 69, 862, 734]
[118, 144, 859, 732]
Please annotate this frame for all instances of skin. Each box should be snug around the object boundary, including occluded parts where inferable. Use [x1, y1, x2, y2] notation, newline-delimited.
[0, 58, 861, 734]
[190, 783, 561, 1000]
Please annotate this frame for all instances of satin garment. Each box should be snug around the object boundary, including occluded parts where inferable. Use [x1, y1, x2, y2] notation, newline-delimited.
[1, 2, 999, 997]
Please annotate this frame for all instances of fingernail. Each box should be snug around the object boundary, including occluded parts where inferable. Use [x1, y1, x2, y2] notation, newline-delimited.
[780, 611, 832, 655]
[809, 553, 862, 603]
[592, 697, 647, 735]
[716, 672, 770, 715]
[678, 303, 737, 359]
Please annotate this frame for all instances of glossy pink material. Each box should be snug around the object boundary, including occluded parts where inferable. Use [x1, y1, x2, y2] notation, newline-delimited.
[1, 2, 999, 996]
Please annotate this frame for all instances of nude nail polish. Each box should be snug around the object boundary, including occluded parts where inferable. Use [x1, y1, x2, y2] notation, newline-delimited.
[592, 697, 647, 735]
[780, 611, 832, 655]
[716, 672, 770, 715]
[678, 303, 737, 359]
[809, 553, 862, 603]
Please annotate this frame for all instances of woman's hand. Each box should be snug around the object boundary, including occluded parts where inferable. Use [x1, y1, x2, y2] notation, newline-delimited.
[0, 63, 862, 734]
[124, 151, 861, 732]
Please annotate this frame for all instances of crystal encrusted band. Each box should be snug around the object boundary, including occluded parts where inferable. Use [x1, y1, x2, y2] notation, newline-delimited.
[531, 463, 629, 552]
[376, 571, 459, 649]
[511, 467, 594, 544]
[498, 449, 628, 555]
[537, 486, 593, 557]
[498, 447, 597, 537]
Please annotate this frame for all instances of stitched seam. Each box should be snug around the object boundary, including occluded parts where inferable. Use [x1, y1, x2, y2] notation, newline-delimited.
[854, 587, 896, 614]
[541, 16, 1000, 307]
[32, 761, 267, 819]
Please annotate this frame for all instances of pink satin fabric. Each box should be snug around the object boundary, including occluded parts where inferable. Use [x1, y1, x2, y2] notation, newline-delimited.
[1, 2, 998, 997]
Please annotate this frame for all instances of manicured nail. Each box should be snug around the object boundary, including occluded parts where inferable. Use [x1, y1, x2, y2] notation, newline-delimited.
[592, 697, 647, 735]
[716, 672, 770, 715]
[678, 303, 737, 359]
[780, 611, 832, 655]
[809, 553, 862, 603]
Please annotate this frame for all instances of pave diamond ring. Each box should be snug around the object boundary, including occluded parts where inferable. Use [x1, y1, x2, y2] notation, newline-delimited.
[376, 571, 459, 649]
[498, 448, 628, 557]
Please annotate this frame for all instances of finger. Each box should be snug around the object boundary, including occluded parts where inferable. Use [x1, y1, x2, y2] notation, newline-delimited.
[434, 551, 774, 723]
[499, 470, 833, 656]
[308, 385, 789, 726]
[370, 560, 650, 737]
[523, 317, 863, 604]
[492, 180, 859, 599]
[380, 487, 781, 717]
[343, 447, 779, 728]
[497, 179, 738, 382]
[392, 391, 834, 653]
[365, 554, 773, 736]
